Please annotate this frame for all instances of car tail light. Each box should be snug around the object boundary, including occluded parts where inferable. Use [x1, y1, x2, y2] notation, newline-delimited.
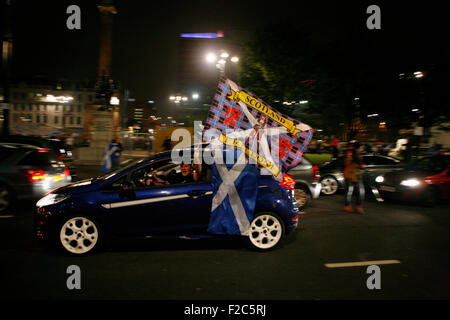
[58, 155, 64, 161]
[280, 174, 296, 190]
[64, 168, 70, 176]
[38, 149, 49, 153]
[21, 169, 47, 182]
[312, 165, 320, 181]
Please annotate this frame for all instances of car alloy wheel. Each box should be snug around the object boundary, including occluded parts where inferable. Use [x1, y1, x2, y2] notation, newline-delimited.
[0, 185, 12, 213]
[59, 216, 100, 255]
[248, 213, 284, 250]
[321, 176, 339, 195]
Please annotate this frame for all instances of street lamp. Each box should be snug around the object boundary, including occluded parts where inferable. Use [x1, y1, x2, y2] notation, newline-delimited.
[205, 50, 239, 77]
[414, 71, 424, 78]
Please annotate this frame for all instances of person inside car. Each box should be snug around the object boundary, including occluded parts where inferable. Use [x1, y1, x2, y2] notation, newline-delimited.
[167, 162, 202, 184]
[145, 162, 202, 186]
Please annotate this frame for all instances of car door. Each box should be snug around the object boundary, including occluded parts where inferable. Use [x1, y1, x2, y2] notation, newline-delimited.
[361, 155, 378, 186]
[363, 155, 401, 186]
[103, 161, 213, 238]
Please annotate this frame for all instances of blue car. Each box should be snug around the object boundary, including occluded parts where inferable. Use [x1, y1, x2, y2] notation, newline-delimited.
[35, 148, 299, 255]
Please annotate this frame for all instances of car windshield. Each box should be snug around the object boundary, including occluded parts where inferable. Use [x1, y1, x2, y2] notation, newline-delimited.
[92, 159, 141, 182]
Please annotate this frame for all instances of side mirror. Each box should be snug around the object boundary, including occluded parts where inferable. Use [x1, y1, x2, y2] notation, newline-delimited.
[121, 182, 133, 191]
[119, 182, 135, 199]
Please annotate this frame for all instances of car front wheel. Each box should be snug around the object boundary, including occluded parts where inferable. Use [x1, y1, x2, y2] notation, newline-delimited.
[58, 215, 102, 255]
[294, 186, 310, 210]
[247, 212, 285, 251]
[321, 176, 339, 195]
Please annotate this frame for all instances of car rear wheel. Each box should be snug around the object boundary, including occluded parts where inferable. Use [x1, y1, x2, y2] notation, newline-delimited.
[58, 215, 102, 255]
[321, 176, 339, 195]
[0, 184, 14, 214]
[247, 212, 285, 251]
[294, 186, 310, 210]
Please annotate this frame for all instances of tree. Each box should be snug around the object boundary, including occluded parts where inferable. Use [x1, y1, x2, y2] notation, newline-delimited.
[238, 23, 357, 136]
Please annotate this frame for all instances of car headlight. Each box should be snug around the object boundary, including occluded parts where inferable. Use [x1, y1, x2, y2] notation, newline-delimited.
[400, 178, 420, 187]
[37, 193, 70, 207]
[375, 175, 384, 183]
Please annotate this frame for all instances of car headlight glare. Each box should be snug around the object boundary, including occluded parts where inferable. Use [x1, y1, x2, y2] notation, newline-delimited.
[400, 178, 420, 187]
[375, 176, 384, 183]
[37, 193, 70, 207]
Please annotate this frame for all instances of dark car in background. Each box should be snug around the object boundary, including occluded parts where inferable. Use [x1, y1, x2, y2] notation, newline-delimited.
[379, 154, 450, 206]
[0, 135, 76, 178]
[287, 156, 321, 209]
[318, 155, 404, 195]
[0, 143, 72, 214]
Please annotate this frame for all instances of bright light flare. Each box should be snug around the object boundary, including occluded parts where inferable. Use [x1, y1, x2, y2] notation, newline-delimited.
[206, 53, 217, 63]
[110, 97, 120, 105]
[400, 178, 420, 187]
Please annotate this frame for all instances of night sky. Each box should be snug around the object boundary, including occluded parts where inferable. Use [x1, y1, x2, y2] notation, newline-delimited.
[9, 1, 449, 102]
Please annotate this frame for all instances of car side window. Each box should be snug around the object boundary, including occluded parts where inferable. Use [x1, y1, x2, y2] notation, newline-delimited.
[362, 156, 377, 166]
[129, 160, 173, 189]
[109, 174, 129, 190]
[376, 157, 399, 165]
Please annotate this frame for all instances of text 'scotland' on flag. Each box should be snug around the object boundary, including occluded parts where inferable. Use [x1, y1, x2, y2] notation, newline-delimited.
[203, 78, 314, 236]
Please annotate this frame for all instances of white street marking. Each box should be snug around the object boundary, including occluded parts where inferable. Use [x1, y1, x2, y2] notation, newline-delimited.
[324, 260, 401, 268]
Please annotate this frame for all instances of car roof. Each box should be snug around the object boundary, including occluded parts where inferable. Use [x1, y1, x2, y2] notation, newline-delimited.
[0, 142, 43, 150]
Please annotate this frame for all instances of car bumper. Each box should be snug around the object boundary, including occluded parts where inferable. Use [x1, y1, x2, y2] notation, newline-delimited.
[310, 182, 322, 199]
[379, 185, 425, 202]
[35, 206, 52, 241]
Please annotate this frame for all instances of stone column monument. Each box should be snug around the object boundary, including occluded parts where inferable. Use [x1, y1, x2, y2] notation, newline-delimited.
[77, 0, 120, 165]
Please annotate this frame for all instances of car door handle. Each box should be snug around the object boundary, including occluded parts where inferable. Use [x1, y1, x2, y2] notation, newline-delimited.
[188, 190, 207, 197]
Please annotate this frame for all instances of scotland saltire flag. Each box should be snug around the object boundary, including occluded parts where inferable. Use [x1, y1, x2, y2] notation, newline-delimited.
[207, 145, 259, 235]
[204, 78, 314, 236]
[203, 78, 314, 176]
[101, 142, 119, 173]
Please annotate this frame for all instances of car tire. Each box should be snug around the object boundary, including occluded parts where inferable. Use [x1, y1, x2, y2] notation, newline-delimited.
[247, 212, 285, 251]
[422, 187, 439, 207]
[320, 175, 339, 195]
[57, 215, 103, 255]
[294, 186, 310, 210]
[0, 183, 14, 215]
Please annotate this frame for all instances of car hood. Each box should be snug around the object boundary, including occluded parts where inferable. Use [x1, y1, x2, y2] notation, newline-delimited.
[51, 178, 101, 194]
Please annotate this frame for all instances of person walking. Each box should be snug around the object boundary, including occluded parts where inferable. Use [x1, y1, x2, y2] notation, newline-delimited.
[330, 135, 340, 159]
[101, 139, 120, 173]
[343, 141, 366, 214]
